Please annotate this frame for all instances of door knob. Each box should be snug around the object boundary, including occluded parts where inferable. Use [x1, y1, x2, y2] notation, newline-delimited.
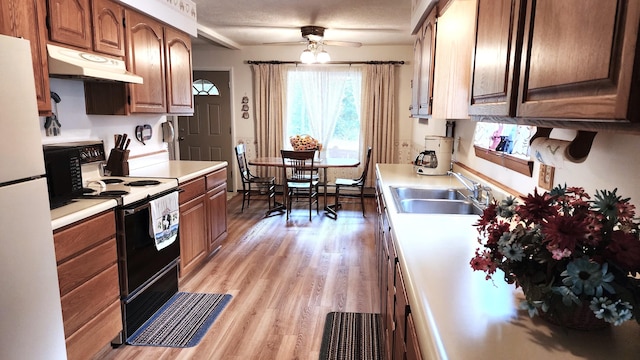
[179, 136, 185, 141]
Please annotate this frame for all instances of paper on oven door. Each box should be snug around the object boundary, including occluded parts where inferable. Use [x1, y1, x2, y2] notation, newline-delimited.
[149, 192, 179, 250]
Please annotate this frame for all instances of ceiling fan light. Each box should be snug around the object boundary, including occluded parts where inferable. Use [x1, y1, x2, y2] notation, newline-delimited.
[300, 49, 315, 64]
[316, 50, 331, 63]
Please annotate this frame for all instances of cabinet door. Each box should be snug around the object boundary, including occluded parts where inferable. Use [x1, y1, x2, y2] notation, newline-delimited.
[206, 183, 227, 252]
[0, 0, 51, 114]
[517, 0, 640, 121]
[165, 27, 194, 114]
[384, 233, 395, 360]
[418, 10, 437, 116]
[125, 9, 167, 113]
[469, 0, 525, 116]
[178, 195, 208, 278]
[410, 33, 422, 117]
[91, 0, 124, 57]
[47, 0, 92, 49]
[431, 0, 476, 119]
[406, 313, 423, 360]
[394, 262, 408, 360]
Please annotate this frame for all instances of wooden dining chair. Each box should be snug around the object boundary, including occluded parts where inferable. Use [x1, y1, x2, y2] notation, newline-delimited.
[235, 144, 276, 213]
[333, 146, 372, 217]
[281, 150, 319, 221]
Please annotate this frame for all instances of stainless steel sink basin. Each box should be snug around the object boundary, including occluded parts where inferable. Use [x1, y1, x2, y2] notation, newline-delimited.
[389, 187, 468, 201]
[389, 186, 482, 215]
[395, 199, 483, 215]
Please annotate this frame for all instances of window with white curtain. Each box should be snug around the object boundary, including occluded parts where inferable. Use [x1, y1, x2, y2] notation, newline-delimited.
[285, 65, 363, 159]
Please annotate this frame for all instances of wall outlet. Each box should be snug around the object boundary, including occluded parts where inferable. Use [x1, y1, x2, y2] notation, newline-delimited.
[538, 164, 555, 190]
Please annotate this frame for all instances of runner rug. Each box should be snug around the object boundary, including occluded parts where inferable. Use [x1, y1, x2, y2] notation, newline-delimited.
[319, 312, 382, 360]
[127, 292, 232, 348]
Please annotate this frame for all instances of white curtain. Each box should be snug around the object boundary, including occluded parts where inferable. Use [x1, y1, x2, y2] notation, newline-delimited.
[291, 66, 352, 149]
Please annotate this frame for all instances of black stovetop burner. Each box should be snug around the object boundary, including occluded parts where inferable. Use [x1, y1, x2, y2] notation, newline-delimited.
[125, 180, 161, 186]
[102, 178, 124, 184]
[100, 190, 130, 196]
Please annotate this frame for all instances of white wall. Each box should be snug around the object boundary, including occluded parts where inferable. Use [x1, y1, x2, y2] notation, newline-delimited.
[191, 43, 415, 163]
[42, 78, 170, 167]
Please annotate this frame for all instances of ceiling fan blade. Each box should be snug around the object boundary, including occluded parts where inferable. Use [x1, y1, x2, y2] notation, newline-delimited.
[323, 40, 362, 48]
[262, 41, 308, 46]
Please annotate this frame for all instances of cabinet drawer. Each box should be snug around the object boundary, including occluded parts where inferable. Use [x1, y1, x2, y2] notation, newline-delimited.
[65, 299, 122, 360]
[54, 211, 116, 263]
[206, 168, 227, 191]
[180, 176, 205, 203]
[57, 237, 117, 295]
[60, 264, 120, 336]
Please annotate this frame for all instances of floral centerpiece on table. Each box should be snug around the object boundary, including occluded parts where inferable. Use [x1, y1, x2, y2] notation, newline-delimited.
[290, 134, 322, 151]
[471, 184, 640, 328]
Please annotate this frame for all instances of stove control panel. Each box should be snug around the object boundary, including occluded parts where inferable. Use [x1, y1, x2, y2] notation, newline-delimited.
[78, 143, 106, 164]
[43, 141, 106, 164]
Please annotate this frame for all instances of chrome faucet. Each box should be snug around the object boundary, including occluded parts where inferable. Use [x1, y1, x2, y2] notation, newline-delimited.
[448, 171, 492, 207]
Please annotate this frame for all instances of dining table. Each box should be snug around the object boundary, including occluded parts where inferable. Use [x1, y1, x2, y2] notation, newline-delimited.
[248, 156, 360, 218]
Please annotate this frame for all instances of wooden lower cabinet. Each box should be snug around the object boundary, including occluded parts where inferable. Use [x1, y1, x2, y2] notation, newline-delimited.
[178, 167, 228, 279]
[376, 175, 423, 360]
[53, 211, 121, 360]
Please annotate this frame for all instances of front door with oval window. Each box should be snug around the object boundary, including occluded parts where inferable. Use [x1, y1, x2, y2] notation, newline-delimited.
[178, 71, 233, 187]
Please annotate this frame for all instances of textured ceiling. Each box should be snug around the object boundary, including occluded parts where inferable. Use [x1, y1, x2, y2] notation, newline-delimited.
[192, 0, 413, 48]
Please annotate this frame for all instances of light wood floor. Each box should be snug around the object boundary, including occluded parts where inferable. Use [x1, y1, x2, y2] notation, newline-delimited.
[99, 194, 379, 360]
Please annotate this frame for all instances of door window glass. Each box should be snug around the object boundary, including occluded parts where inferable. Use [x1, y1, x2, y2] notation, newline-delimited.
[192, 79, 220, 96]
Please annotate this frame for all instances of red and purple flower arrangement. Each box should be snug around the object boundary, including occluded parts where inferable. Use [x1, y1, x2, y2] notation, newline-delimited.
[471, 184, 640, 327]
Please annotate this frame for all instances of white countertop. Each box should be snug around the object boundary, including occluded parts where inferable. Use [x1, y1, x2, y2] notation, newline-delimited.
[50, 198, 118, 230]
[376, 164, 640, 360]
[129, 160, 228, 183]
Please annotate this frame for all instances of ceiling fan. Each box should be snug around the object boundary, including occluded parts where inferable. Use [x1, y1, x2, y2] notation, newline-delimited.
[265, 26, 362, 63]
[265, 26, 362, 48]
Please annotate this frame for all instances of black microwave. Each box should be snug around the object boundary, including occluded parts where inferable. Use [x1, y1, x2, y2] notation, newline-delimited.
[43, 145, 84, 209]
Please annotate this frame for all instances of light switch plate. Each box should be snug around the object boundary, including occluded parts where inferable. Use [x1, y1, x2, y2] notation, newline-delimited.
[538, 164, 555, 190]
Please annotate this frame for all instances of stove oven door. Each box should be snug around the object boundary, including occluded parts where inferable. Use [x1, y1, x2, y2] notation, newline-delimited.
[115, 192, 180, 341]
[119, 197, 179, 294]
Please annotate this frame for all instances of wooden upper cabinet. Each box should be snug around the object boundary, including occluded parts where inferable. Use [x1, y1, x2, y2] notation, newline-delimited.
[469, 0, 525, 116]
[0, 0, 52, 114]
[47, 0, 92, 49]
[418, 10, 437, 117]
[91, 0, 124, 57]
[517, 0, 640, 122]
[431, 0, 476, 120]
[125, 9, 167, 113]
[165, 27, 194, 114]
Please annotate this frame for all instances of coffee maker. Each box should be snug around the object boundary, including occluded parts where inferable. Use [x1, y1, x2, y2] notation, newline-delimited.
[414, 136, 453, 175]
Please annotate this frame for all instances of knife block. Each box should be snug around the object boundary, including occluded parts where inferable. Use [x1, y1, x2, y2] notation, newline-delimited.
[105, 149, 130, 176]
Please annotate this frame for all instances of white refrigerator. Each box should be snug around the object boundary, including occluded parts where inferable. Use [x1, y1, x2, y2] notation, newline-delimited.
[0, 35, 67, 359]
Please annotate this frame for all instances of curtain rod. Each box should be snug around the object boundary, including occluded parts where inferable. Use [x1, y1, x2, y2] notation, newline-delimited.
[246, 60, 405, 65]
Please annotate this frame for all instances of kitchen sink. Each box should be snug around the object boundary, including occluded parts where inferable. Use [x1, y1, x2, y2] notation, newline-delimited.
[389, 186, 483, 215]
[395, 198, 483, 215]
[389, 187, 468, 201]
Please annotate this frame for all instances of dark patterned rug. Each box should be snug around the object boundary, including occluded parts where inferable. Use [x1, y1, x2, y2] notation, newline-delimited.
[127, 292, 232, 348]
[319, 312, 382, 360]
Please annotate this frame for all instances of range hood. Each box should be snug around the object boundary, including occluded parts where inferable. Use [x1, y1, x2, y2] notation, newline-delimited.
[47, 44, 143, 84]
